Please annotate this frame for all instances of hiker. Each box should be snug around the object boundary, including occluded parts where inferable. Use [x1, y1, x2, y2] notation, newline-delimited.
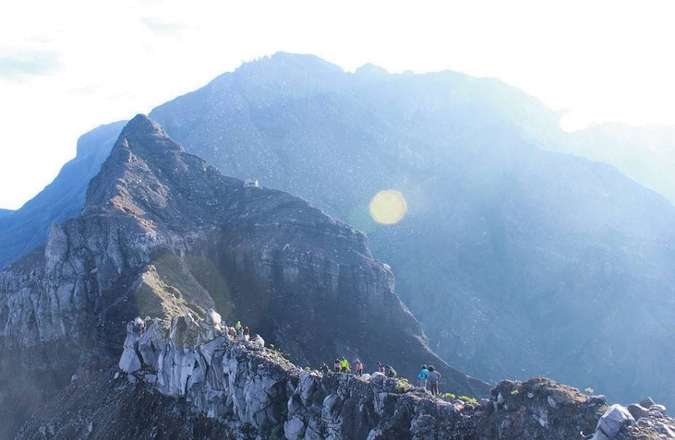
[428, 366, 441, 396]
[384, 365, 397, 378]
[227, 326, 237, 339]
[243, 326, 250, 341]
[354, 359, 364, 376]
[377, 362, 385, 374]
[417, 365, 429, 390]
[334, 359, 341, 372]
[339, 357, 351, 373]
[234, 320, 242, 333]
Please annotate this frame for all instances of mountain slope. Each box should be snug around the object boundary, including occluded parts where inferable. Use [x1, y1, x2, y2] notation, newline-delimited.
[0, 115, 486, 437]
[2, 53, 674, 406]
[149, 54, 675, 405]
[0, 121, 125, 268]
[554, 123, 675, 203]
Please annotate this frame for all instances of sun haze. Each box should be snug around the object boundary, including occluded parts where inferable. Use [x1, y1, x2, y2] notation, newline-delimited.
[2, 0, 675, 209]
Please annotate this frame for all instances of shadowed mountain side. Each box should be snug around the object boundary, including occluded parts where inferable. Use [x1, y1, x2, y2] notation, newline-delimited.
[0, 115, 486, 437]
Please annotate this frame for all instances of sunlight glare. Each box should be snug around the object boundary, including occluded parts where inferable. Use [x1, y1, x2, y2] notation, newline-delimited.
[369, 190, 407, 225]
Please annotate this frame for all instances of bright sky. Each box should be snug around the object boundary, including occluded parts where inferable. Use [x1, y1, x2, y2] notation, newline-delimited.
[1, 0, 674, 210]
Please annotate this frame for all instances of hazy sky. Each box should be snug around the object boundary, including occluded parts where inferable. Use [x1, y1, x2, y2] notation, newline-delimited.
[1, 0, 674, 209]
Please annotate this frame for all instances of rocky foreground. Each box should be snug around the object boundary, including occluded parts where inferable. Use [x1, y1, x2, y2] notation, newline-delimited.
[17, 315, 674, 440]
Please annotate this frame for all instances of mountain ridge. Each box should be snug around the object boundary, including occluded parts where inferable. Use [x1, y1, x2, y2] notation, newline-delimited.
[1, 53, 674, 408]
[0, 114, 487, 437]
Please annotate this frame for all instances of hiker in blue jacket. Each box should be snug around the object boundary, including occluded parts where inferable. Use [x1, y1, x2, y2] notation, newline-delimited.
[417, 365, 430, 390]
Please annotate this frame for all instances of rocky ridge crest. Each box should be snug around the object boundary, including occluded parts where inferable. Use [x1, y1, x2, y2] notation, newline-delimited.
[0, 115, 485, 437]
[18, 315, 673, 440]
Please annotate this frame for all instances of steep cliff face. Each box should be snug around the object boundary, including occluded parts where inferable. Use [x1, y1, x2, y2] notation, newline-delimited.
[16, 316, 673, 440]
[0, 115, 485, 438]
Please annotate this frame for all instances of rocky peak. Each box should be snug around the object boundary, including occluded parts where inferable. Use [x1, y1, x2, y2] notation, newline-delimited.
[113, 114, 179, 157]
[83, 113, 248, 234]
[119, 113, 168, 139]
[84, 114, 183, 217]
[235, 52, 344, 79]
[1, 116, 488, 436]
[354, 63, 389, 77]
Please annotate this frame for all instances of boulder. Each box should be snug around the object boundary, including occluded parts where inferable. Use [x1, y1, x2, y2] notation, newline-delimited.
[640, 397, 656, 408]
[627, 404, 650, 420]
[593, 404, 635, 439]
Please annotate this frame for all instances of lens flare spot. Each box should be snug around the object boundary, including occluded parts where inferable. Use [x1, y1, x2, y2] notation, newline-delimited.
[369, 190, 407, 225]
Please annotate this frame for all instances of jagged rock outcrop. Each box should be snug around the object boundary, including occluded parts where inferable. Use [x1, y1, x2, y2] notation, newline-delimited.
[114, 315, 480, 439]
[0, 115, 485, 438]
[478, 378, 607, 438]
[16, 316, 673, 440]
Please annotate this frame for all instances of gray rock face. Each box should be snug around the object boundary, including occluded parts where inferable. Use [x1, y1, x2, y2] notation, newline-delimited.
[118, 315, 481, 439]
[0, 115, 484, 438]
[618, 415, 675, 440]
[17, 315, 673, 440]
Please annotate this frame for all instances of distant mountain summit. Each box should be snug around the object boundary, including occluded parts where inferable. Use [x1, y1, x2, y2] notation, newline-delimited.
[150, 53, 675, 405]
[1, 53, 674, 408]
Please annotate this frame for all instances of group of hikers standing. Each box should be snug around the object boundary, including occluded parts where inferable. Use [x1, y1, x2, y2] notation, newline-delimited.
[321, 358, 397, 378]
[320, 358, 442, 396]
[223, 319, 444, 397]
[416, 364, 441, 396]
[220, 319, 443, 397]
[226, 320, 265, 347]
[324, 357, 362, 375]
[228, 320, 250, 340]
